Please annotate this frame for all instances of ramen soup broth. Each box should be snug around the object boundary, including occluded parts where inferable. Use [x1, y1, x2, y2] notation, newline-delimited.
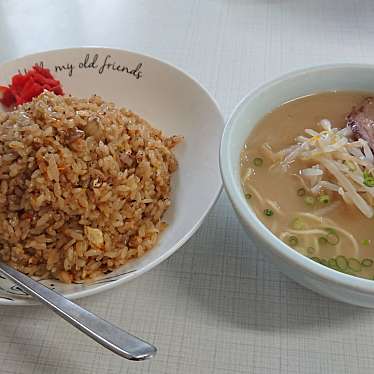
[241, 92, 374, 279]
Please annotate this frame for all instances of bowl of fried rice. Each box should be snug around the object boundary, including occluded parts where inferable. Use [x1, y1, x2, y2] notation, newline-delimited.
[0, 48, 223, 304]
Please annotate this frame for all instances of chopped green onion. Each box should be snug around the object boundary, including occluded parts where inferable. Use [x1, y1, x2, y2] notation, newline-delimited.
[304, 195, 316, 206]
[364, 178, 374, 187]
[253, 157, 263, 167]
[245, 193, 252, 200]
[361, 258, 373, 267]
[325, 228, 340, 245]
[318, 237, 328, 245]
[348, 258, 362, 272]
[336, 255, 348, 271]
[263, 208, 273, 217]
[343, 160, 357, 172]
[307, 247, 315, 255]
[328, 259, 337, 267]
[291, 217, 305, 230]
[363, 171, 374, 187]
[288, 236, 298, 246]
[362, 239, 370, 246]
[318, 194, 330, 204]
[297, 188, 306, 197]
[328, 258, 338, 269]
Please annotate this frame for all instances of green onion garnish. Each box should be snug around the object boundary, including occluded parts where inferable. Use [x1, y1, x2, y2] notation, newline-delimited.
[336, 255, 348, 271]
[328, 258, 338, 269]
[297, 188, 306, 197]
[363, 171, 374, 187]
[348, 258, 362, 272]
[361, 258, 373, 267]
[362, 239, 370, 246]
[318, 237, 328, 245]
[263, 208, 273, 217]
[288, 236, 298, 246]
[318, 195, 330, 204]
[304, 195, 316, 206]
[253, 157, 263, 167]
[245, 193, 252, 200]
[325, 228, 339, 245]
[364, 178, 374, 187]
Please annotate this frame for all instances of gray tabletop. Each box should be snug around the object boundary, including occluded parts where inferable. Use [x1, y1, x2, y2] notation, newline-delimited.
[1, 1, 374, 373]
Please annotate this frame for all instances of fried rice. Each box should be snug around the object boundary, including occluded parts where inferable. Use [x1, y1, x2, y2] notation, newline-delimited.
[0, 91, 181, 283]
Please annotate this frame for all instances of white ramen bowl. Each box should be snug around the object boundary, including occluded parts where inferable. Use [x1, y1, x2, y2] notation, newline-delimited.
[220, 64, 374, 308]
[0, 47, 224, 305]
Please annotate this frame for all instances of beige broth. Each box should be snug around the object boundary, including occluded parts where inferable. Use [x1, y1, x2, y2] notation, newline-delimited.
[241, 92, 374, 279]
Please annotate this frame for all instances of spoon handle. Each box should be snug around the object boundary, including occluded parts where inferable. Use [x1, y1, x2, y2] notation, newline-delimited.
[0, 261, 156, 361]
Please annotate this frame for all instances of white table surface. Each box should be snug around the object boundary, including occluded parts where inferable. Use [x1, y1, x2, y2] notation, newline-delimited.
[1, 1, 374, 373]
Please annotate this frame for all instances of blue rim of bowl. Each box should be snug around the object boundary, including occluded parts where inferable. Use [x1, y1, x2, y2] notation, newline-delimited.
[0, 47, 224, 305]
[220, 63, 374, 296]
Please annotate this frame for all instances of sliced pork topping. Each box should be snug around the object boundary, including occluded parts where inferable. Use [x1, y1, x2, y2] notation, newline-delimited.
[347, 97, 374, 151]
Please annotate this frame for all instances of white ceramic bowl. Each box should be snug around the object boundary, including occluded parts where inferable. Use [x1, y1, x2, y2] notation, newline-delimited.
[0, 47, 224, 305]
[220, 64, 374, 308]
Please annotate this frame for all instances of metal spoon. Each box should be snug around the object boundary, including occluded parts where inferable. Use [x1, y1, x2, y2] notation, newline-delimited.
[0, 261, 157, 361]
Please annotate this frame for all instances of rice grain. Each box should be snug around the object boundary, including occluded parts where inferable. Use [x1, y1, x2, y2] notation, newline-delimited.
[0, 91, 181, 282]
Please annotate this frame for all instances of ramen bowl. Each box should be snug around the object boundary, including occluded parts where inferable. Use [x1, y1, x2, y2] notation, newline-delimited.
[220, 64, 374, 308]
